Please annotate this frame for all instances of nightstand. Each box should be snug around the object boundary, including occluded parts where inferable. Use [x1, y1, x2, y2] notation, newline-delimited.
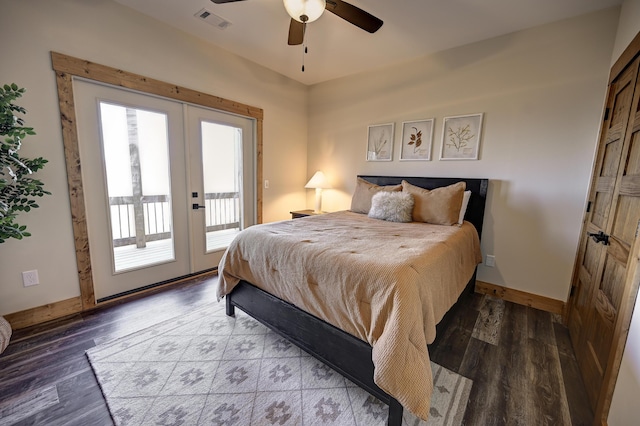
[290, 209, 325, 219]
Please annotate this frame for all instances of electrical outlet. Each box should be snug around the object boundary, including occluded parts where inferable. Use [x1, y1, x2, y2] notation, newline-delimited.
[485, 255, 496, 267]
[22, 270, 39, 287]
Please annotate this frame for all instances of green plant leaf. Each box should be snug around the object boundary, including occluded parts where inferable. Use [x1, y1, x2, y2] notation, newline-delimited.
[0, 84, 49, 243]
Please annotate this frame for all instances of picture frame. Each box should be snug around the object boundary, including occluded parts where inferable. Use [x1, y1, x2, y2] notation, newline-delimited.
[366, 123, 394, 161]
[440, 113, 484, 160]
[400, 119, 434, 161]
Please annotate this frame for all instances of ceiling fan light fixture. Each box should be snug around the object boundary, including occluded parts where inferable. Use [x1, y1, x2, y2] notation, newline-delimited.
[283, 0, 326, 23]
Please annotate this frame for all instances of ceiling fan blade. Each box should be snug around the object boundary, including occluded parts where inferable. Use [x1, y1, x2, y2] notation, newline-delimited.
[288, 19, 305, 45]
[210, 0, 246, 4]
[325, 0, 383, 33]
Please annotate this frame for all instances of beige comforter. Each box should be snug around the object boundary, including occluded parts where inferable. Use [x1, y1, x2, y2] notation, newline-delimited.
[217, 211, 482, 420]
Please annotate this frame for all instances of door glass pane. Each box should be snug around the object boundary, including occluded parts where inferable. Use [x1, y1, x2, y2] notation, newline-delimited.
[201, 121, 242, 252]
[99, 102, 175, 272]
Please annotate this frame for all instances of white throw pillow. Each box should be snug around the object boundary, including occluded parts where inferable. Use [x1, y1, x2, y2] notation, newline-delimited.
[458, 190, 471, 224]
[368, 191, 414, 223]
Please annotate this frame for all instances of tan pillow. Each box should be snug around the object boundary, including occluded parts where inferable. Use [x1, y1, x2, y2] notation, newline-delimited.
[402, 180, 466, 225]
[350, 177, 402, 214]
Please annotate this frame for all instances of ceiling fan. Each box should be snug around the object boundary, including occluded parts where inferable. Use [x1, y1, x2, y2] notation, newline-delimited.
[210, 0, 383, 46]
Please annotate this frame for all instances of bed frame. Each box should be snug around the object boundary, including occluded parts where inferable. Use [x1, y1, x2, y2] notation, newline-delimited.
[225, 176, 489, 426]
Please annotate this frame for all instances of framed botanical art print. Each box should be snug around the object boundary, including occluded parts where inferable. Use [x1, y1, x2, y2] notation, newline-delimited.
[366, 123, 394, 161]
[440, 113, 484, 160]
[400, 119, 434, 161]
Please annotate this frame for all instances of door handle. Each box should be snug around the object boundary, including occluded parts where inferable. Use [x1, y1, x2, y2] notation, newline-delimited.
[587, 231, 610, 245]
[192, 203, 206, 210]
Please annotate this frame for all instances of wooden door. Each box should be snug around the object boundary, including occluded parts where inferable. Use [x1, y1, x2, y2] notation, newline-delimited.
[567, 53, 640, 420]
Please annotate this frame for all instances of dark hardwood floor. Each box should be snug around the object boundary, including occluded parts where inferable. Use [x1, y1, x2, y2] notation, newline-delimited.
[429, 288, 593, 425]
[0, 275, 592, 425]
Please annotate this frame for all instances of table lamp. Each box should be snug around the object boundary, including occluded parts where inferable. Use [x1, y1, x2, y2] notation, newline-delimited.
[305, 171, 331, 213]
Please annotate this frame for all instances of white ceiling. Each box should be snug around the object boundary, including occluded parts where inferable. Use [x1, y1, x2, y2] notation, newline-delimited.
[114, 0, 621, 85]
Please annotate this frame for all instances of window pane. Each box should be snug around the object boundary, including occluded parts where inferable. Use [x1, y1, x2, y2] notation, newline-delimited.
[99, 102, 175, 272]
[201, 121, 242, 251]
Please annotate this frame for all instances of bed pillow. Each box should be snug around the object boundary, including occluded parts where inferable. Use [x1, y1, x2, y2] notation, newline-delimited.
[0, 316, 11, 355]
[401, 180, 466, 225]
[368, 191, 414, 223]
[458, 190, 472, 224]
[350, 177, 402, 214]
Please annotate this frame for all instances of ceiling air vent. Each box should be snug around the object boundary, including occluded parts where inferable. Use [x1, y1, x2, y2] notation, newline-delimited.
[195, 8, 231, 30]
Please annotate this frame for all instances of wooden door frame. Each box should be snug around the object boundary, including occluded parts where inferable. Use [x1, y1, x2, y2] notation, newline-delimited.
[51, 52, 263, 311]
[567, 32, 640, 425]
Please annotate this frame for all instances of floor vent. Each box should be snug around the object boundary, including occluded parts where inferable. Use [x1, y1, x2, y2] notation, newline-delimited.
[195, 8, 231, 30]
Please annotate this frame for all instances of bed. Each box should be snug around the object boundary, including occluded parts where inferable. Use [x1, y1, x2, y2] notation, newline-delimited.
[217, 176, 488, 425]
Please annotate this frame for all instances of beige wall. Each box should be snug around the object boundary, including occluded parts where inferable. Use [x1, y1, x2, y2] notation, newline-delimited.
[1, 0, 637, 420]
[307, 8, 619, 302]
[608, 0, 640, 423]
[0, 0, 308, 315]
[611, 0, 640, 64]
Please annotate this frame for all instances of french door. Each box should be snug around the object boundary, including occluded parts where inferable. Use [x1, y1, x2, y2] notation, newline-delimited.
[187, 104, 255, 272]
[73, 79, 255, 300]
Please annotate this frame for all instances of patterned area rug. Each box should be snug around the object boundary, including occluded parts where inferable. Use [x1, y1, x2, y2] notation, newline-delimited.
[86, 303, 472, 425]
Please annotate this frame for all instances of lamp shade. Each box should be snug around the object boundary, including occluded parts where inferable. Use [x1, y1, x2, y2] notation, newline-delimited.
[305, 171, 331, 189]
[283, 0, 326, 23]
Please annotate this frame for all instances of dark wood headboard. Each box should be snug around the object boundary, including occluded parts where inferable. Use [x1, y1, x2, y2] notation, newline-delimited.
[358, 176, 489, 240]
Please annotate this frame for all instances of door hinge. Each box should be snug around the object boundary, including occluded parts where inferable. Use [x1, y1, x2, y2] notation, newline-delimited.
[604, 107, 610, 121]
[586, 201, 592, 213]
[570, 285, 576, 297]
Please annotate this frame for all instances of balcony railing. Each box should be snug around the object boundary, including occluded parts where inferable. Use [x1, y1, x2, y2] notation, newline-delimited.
[204, 191, 240, 232]
[109, 191, 240, 247]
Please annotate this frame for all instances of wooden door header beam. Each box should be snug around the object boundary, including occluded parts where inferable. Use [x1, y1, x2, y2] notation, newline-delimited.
[50, 52, 264, 120]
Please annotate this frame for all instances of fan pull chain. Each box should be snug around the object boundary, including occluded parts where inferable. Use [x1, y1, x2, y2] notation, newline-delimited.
[302, 23, 307, 72]
[302, 45, 307, 72]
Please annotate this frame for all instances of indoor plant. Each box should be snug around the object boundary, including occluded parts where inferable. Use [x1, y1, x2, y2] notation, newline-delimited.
[0, 83, 50, 243]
